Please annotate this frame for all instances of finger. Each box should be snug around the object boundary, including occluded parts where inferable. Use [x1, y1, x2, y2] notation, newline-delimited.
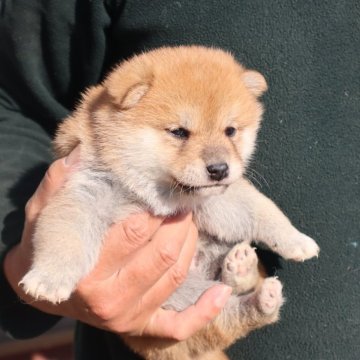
[140, 222, 198, 313]
[143, 284, 232, 339]
[109, 212, 193, 298]
[38, 147, 80, 201]
[89, 212, 165, 279]
[25, 147, 80, 221]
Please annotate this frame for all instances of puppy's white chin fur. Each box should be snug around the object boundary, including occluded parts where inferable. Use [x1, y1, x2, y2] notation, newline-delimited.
[136, 180, 229, 216]
[192, 185, 228, 197]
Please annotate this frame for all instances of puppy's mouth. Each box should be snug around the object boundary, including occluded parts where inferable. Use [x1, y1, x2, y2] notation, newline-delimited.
[171, 180, 228, 195]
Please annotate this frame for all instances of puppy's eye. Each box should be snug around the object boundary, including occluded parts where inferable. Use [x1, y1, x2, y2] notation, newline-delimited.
[225, 126, 237, 137]
[167, 127, 190, 140]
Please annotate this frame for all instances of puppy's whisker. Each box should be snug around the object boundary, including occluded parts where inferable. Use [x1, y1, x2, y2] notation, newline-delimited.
[169, 182, 175, 198]
[169, 181, 178, 198]
[246, 168, 269, 189]
[251, 168, 270, 189]
[246, 172, 263, 189]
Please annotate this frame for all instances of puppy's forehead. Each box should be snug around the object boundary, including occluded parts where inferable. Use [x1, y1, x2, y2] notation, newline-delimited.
[178, 108, 198, 129]
[176, 104, 241, 130]
[152, 69, 245, 126]
[156, 61, 242, 95]
[131, 49, 262, 129]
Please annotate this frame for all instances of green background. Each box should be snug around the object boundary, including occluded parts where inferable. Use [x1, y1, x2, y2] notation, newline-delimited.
[0, 1, 359, 359]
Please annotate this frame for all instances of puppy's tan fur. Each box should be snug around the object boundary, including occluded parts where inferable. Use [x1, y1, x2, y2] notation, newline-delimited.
[20, 46, 319, 360]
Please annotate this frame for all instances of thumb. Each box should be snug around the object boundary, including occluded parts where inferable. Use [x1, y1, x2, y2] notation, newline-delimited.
[143, 284, 232, 339]
[25, 146, 80, 221]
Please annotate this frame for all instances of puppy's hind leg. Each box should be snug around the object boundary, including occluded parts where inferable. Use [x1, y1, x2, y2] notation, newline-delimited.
[128, 274, 283, 360]
[185, 277, 284, 356]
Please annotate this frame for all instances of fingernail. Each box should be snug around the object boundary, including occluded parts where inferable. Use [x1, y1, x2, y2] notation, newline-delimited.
[64, 146, 81, 167]
[214, 285, 232, 308]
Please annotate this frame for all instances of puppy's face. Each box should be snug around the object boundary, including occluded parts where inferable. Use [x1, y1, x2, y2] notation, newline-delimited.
[93, 47, 266, 213]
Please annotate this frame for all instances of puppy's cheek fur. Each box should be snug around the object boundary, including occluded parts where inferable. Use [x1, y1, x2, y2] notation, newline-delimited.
[240, 127, 259, 165]
[105, 128, 158, 172]
[127, 128, 171, 172]
[227, 161, 243, 182]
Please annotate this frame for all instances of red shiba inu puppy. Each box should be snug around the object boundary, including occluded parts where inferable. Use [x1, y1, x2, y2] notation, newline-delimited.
[20, 46, 319, 360]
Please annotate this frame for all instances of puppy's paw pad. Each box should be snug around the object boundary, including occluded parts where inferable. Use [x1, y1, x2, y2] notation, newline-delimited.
[283, 233, 320, 261]
[19, 270, 73, 304]
[224, 243, 257, 276]
[258, 277, 283, 315]
[222, 243, 258, 292]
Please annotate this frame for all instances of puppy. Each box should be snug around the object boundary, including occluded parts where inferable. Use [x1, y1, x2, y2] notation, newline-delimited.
[20, 46, 319, 360]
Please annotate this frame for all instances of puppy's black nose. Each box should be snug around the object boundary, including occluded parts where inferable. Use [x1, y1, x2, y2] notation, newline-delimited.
[206, 163, 229, 181]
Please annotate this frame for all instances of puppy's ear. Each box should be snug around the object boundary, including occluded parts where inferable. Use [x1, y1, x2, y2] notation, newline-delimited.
[119, 83, 149, 110]
[242, 70, 268, 97]
[104, 56, 153, 109]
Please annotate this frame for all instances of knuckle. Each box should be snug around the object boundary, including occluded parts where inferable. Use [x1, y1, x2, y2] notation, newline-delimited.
[88, 301, 115, 322]
[76, 287, 115, 321]
[158, 246, 179, 269]
[168, 264, 187, 287]
[122, 218, 149, 248]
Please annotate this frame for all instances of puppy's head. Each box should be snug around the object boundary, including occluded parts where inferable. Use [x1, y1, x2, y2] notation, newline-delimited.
[93, 46, 267, 214]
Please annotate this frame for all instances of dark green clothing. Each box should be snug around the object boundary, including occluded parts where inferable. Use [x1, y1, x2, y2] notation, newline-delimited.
[0, 1, 359, 359]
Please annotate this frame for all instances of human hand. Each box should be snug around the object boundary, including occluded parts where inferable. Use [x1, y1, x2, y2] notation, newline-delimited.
[3, 148, 232, 340]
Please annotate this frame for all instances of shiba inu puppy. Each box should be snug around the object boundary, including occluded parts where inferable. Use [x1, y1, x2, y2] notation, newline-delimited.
[20, 46, 319, 360]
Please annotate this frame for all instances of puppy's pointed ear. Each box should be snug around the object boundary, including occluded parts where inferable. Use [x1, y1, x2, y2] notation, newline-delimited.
[104, 57, 153, 109]
[119, 83, 150, 110]
[242, 70, 268, 97]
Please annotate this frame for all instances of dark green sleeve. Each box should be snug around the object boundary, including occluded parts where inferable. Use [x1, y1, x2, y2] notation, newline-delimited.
[0, 0, 117, 339]
[0, 95, 61, 338]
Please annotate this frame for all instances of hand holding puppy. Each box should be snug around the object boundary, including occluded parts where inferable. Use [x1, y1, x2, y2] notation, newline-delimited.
[3, 148, 231, 340]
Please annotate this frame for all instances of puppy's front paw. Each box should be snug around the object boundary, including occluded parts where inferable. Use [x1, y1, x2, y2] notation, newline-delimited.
[222, 243, 259, 294]
[257, 277, 284, 315]
[278, 232, 320, 262]
[19, 269, 75, 304]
